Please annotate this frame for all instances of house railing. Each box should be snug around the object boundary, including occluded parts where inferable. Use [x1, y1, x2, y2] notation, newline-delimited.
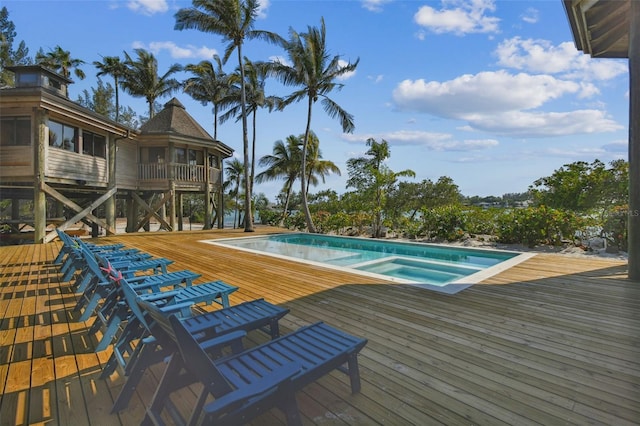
[138, 163, 220, 185]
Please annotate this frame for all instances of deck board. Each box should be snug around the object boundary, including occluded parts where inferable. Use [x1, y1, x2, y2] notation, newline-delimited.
[0, 226, 638, 425]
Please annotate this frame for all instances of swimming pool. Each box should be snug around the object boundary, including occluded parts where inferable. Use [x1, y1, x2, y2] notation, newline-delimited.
[203, 233, 534, 294]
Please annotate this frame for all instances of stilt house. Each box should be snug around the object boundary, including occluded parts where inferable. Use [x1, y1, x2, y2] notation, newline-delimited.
[0, 65, 233, 244]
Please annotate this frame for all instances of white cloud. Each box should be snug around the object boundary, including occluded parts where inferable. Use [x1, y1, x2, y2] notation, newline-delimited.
[467, 109, 623, 137]
[256, 0, 270, 19]
[367, 74, 384, 84]
[393, 71, 584, 117]
[342, 130, 498, 151]
[495, 37, 627, 81]
[414, 0, 500, 35]
[362, 0, 392, 13]
[521, 8, 539, 24]
[136, 41, 217, 59]
[127, 0, 168, 15]
[392, 70, 623, 137]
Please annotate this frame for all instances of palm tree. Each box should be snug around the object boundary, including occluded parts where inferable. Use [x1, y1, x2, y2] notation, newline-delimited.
[220, 58, 280, 199]
[93, 55, 127, 121]
[270, 17, 359, 232]
[175, 0, 285, 232]
[348, 138, 415, 238]
[303, 131, 340, 195]
[121, 48, 182, 119]
[36, 45, 85, 96]
[183, 54, 231, 141]
[224, 157, 245, 228]
[256, 135, 301, 223]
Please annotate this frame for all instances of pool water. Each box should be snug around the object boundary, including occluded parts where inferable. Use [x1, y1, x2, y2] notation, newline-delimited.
[204, 233, 531, 293]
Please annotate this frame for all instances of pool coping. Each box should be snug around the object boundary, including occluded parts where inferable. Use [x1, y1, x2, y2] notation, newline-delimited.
[200, 234, 536, 294]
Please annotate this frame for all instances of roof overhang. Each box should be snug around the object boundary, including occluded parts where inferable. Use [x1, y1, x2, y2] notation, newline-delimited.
[563, 0, 630, 58]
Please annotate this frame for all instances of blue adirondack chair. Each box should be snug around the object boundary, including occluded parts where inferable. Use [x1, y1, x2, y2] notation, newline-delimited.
[57, 230, 149, 283]
[108, 296, 288, 413]
[141, 311, 368, 425]
[74, 249, 201, 321]
[53, 228, 125, 265]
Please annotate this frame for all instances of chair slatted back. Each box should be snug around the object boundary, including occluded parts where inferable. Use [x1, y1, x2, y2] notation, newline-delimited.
[168, 314, 235, 398]
[119, 278, 152, 331]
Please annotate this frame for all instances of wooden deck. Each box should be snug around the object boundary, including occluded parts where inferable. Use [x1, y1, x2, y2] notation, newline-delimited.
[0, 226, 638, 425]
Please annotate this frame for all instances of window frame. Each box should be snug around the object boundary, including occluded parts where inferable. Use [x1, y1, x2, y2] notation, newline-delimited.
[48, 119, 78, 153]
[82, 130, 106, 158]
[0, 116, 31, 146]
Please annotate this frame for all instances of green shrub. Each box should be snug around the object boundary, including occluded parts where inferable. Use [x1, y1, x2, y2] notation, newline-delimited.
[602, 205, 629, 251]
[495, 206, 585, 247]
[257, 208, 280, 226]
[283, 211, 307, 231]
[463, 207, 500, 235]
[420, 205, 466, 241]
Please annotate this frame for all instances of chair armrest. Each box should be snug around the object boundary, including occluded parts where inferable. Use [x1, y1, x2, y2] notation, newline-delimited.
[203, 362, 301, 419]
[200, 330, 247, 352]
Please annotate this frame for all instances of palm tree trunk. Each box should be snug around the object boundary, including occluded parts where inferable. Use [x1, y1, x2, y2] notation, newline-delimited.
[301, 97, 316, 233]
[251, 110, 257, 196]
[238, 46, 254, 232]
[114, 77, 120, 122]
[147, 96, 153, 119]
[280, 182, 293, 225]
[234, 189, 239, 229]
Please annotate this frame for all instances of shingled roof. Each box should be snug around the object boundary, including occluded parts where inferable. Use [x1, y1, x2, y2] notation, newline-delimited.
[140, 97, 214, 142]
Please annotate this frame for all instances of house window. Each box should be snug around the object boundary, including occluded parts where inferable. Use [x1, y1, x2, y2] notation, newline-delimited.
[49, 120, 78, 153]
[16, 72, 38, 86]
[175, 147, 187, 164]
[82, 131, 106, 158]
[188, 149, 203, 165]
[0, 116, 31, 146]
[148, 147, 165, 163]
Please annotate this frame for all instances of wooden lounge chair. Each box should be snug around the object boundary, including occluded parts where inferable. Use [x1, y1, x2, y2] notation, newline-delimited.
[108, 296, 289, 413]
[53, 228, 125, 265]
[73, 248, 201, 321]
[142, 311, 368, 425]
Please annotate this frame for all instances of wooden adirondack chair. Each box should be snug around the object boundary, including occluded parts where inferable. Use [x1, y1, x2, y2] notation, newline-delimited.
[142, 310, 368, 425]
[74, 248, 201, 321]
[108, 296, 289, 413]
[53, 228, 125, 265]
[74, 249, 203, 352]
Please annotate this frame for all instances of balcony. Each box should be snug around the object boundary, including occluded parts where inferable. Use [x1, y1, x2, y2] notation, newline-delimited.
[138, 163, 221, 186]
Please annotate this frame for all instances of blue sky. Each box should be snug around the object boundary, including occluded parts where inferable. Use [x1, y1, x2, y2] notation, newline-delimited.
[6, 0, 630, 200]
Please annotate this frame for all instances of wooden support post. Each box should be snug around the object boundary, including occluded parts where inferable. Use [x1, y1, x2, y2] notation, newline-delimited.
[178, 192, 184, 231]
[11, 198, 19, 220]
[105, 134, 117, 235]
[126, 194, 136, 233]
[217, 164, 225, 229]
[217, 189, 224, 229]
[33, 109, 47, 244]
[169, 185, 176, 232]
[204, 149, 212, 230]
[629, 1, 640, 281]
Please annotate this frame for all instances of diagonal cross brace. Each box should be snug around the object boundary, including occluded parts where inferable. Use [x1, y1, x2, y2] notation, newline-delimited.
[132, 190, 173, 232]
[42, 184, 117, 243]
